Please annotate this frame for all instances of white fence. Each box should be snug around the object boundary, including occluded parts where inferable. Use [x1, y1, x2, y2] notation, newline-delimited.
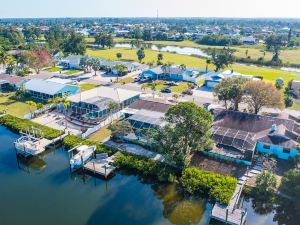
[81, 112, 123, 138]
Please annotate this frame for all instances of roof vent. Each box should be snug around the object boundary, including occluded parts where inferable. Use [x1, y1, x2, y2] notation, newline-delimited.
[271, 124, 277, 132]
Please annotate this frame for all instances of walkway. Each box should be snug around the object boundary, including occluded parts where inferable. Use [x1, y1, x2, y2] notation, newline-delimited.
[211, 157, 263, 225]
[104, 140, 165, 162]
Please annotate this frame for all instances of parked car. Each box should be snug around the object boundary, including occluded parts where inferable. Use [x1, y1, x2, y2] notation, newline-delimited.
[161, 88, 172, 93]
[140, 77, 150, 83]
[165, 81, 179, 86]
[134, 77, 141, 82]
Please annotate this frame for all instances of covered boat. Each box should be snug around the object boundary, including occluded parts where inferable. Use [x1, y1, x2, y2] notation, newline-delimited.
[70, 145, 96, 169]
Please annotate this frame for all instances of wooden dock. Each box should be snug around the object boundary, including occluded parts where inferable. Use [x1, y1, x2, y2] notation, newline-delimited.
[83, 159, 116, 178]
[15, 133, 68, 157]
[211, 184, 247, 225]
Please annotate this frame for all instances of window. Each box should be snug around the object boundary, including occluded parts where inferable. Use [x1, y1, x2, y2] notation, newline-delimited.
[283, 148, 290, 154]
[263, 144, 270, 149]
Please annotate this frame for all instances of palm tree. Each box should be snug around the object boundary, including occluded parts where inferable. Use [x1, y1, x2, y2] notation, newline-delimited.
[141, 83, 148, 92]
[0, 48, 9, 69]
[172, 93, 179, 102]
[205, 59, 211, 73]
[48, 96, 63, 110]
[25, 101, 37, 117]
[91, 58, 101, 76]
[107, 101, 119, 123]
[149, 81, 157, 98]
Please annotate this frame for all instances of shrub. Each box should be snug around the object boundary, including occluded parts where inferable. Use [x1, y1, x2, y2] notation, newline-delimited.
[0, 114, 62, 139]
[181, 167, 237, 205]
[114, 152, 178, 183]
[63, 135, 116, 155]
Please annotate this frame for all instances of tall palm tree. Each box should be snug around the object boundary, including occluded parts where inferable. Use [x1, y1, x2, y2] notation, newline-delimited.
[205, 59, 211, 73]
[0, 48, 12, 70]
[149, 81, 157, 98]
[107, 101, 119, 123]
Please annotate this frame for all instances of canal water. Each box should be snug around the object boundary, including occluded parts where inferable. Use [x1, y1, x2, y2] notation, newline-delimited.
[0, 126, 298, 225]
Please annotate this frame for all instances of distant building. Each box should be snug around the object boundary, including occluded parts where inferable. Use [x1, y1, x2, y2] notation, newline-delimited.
[24, 79, 80, 100]
[67, 86, 141, 125]
[240, 36, 257, 45]
[291, 80, 300, 98]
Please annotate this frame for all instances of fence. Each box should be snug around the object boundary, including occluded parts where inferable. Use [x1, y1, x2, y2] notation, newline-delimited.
[81, 112, 123, 138]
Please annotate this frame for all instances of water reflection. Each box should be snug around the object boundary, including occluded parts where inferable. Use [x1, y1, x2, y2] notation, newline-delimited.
[153, 184, 207, 225]
[243, 195, 300, 225]
[16, 154, 46, 172]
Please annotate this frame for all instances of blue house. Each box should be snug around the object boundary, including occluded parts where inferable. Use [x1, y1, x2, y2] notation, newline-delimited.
[204, 70, 261, 88]
[140, 65, 206, 84]
[24, 78, 80, 100]
[211, 110, 300, 164]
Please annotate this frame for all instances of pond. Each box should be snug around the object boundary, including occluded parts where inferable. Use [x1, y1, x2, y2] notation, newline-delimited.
[0, 126, 298, 225]
[113, 43, 208, 58]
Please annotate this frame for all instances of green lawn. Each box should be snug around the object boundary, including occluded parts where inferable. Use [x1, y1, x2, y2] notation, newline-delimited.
[88, 125, 112, 143]
[64, 69, 81, 75]
[0, 93, 38, 118]
[143, 81, 191, 93]
[79, 83, 99, 92]
[115, 39, 300, 65]
[86, 47, 300, 82]
[44, 67, 62, 72]
[117, 76, 134, 84]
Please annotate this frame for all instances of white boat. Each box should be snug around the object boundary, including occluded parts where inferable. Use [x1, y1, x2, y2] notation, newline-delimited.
[14, 135, 45, 156]
[70, 145, 96, 169]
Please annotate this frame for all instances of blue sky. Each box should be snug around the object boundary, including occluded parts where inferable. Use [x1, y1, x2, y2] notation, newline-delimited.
[1, 0, 300, 18]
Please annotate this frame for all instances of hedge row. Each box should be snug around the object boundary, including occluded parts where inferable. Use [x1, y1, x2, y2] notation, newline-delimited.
[63, 135, 117, 155]
[114, 152, 178, 183]
[181, 167, 237, 205]
[0, 114, 62, 139]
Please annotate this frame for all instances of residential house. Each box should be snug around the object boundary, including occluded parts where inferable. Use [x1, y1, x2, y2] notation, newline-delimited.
[24, 79, 80, 100]
[67, 86, 141, 125]
[120, 99, 175, 142]
[210, 109, 300, 165]
[0, 80, 10, 91]
[140, 65, 206, 84]
[61, 55, 82, 69]
[0, 74, 29, 89]
[100, 60, 149, 75]
[204, 70, 261, 88]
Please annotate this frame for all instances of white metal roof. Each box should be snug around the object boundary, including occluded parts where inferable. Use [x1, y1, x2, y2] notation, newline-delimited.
[67, 86, 141, 103]
[24, 79, 69, 95]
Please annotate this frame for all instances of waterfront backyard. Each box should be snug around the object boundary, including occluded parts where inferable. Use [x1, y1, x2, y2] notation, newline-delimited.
[0, 125, 299, 225]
